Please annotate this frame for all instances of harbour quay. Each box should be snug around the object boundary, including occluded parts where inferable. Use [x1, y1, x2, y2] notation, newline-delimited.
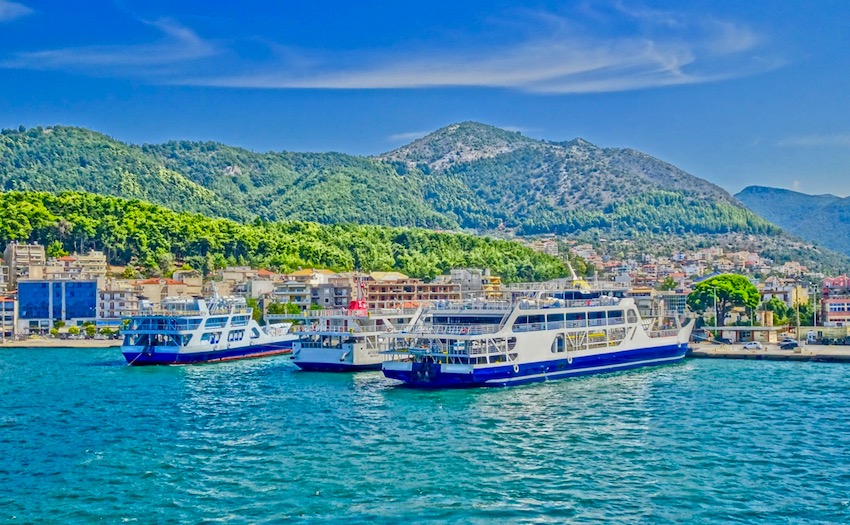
[689, 343, 850, 363]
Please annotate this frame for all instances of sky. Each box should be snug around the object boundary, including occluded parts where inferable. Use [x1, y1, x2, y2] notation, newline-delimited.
[0, 0, 848, 196]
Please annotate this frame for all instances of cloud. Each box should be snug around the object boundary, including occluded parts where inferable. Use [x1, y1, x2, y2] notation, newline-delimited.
[2, 18, 217, 71]
[791, 180, 801, 191]
[0, 0, 32, 22]
[182, 9, 777, 94]
[778, 134, 850, 147]
[387, 131, 431, 142]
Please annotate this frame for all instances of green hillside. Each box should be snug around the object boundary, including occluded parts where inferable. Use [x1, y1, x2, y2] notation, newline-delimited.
[0, 191, 568, 282]
[0, 123, 779, 239]
[0, 126, 241, 220]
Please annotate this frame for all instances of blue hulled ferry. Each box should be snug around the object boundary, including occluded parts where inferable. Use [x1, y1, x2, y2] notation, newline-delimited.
[121, 296, 296, 365]
[382, 286, 693, 388]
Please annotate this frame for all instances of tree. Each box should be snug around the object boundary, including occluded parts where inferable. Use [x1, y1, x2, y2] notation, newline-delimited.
[246, 297, 263, 325]
[761, 297, 791, 325]
[46, 240, 68, 259]
[68, 326, 80, 336]
[687, 274, 760, 327]
[657, 277, 677, 291]
[85, 325, 97, 338]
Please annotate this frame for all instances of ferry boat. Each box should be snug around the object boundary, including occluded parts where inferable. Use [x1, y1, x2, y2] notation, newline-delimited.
[121, 296, 297, 365]
[382, 287, 693, 388]
[282, 299, 418, 371]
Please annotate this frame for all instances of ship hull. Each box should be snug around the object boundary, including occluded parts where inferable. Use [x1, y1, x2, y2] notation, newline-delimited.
[123, 340, 294, 365]
[383, 342, 689, 388]
[292, 361, 382, 372]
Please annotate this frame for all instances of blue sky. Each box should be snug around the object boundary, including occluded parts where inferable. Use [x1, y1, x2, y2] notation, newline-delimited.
[1, 0, 849, 196]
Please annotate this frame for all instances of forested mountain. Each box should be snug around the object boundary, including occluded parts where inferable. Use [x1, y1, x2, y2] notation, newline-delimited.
[736, 186, 850, 256]
[0, 191, 568, 281]
[0, 123, 777, 238]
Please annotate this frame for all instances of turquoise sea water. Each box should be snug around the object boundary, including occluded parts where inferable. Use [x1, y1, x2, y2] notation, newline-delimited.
[1, 348, 849, 524]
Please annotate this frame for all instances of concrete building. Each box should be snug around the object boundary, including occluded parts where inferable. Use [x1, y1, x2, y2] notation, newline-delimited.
[133, 278, 198, 309]
[3, 243, 46, 289]
[365, 272, 461, 309]
[0, 264, 9, 293]
[16, 279, 98, 332]
[0, 295, 16, 339]
[98, 280, 142, 324]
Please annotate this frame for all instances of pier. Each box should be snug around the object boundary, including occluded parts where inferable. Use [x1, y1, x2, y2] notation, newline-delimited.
[688, 343, 850, 363]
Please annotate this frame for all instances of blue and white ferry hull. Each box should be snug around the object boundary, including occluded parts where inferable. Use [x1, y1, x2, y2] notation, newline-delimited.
[383, 342, 688, 388]
[123, 340, 294, 366]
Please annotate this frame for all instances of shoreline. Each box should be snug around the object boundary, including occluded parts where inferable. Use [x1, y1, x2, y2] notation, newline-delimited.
[688, 342, 850, 363]
[0, 338, 121, 348]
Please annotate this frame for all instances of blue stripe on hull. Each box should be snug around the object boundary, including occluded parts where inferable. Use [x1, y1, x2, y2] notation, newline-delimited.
[383, 343, 689, 388]
[292, 361, 382, 372]
[123, 341, 293, 365]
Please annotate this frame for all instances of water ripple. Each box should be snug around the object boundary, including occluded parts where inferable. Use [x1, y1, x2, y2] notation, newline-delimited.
[1, 348, 849, 523]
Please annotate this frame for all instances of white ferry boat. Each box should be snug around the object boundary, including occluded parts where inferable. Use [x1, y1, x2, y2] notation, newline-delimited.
[283, 299, 417, 371]
[121, 296, 296, 365]
[382, 288, 693, 388]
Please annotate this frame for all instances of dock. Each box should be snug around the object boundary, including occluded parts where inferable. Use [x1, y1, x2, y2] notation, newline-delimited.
[688, 343, 850, 363]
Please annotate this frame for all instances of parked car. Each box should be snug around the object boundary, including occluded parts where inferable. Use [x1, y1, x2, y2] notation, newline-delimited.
[712, 337, 732, 345]
[779, 340, 799, 350]
[743, 341, 763, 350]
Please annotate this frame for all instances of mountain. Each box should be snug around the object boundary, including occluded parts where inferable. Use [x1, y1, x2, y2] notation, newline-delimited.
[381, 122, 774, 236]
[736, 186, 850, 256]
[0, 123, 776, 238]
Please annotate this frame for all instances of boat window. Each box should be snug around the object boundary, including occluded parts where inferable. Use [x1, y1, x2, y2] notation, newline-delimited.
[174, 318, 202, 331]
[608, 310, 624, 325]
[200, 332, 222, 344]
[231, 315, 250, 327]
[547, 313, 565, 329]
[507, 337, 517, 350]
[251, 328, 260, 339]
[627, 310, 638, 323]
[551, 334, 566, 353]
[227, 330, 245, 342]
[205, 317, 228, 329]
[565, 312, 587, 327]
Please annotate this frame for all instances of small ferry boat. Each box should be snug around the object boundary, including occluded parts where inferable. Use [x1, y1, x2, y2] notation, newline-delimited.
[382, 286, 693, 388]
[121, 296, 297, 365]
[283, 299, 418, 371]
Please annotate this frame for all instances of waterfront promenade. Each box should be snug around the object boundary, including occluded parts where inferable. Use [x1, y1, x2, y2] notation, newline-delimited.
[689, 342, 850, 363]
[0, 338, 120, 348]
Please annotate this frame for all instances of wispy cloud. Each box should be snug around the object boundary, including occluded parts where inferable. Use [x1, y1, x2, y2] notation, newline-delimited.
[387, 131, 431, 142]
[778, 134, 850, 147]
[0, 0, 32, 22]
[182, 9, 777, 93]
[1, 4, 779, 94]
[2, 18, 217, 71]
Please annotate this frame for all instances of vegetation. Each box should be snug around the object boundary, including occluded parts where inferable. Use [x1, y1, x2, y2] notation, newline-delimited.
[687, 274, 761, 327]
[736, 185, 850, 258]
[0, 125, 782, 239]
[0, 191, 568, 282]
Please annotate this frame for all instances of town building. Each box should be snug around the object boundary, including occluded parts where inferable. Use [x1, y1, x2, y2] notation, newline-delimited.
[365, 272, 461, 309]
[16, 279, 98, 332]
[98, 280, 142, 324]
[1, 294, 16, 339]
[3, 242, 46, 289]
[0, 264, 9, 293]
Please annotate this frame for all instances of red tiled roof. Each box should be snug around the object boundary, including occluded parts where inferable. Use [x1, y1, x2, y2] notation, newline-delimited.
[135, 278, 183, 286]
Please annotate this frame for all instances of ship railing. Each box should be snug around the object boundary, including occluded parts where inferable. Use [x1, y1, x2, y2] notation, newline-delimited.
[512, 322, 547, 332]
[411, 324, 500, 336]
[269, 307, 419, 319]
[427, 302, 513, 313]
[649, 329, 680, 338]
[136, 306, 251, 317]
[517, 297, 620, 310]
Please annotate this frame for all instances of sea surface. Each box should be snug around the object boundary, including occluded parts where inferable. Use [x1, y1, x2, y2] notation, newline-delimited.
[1, 347, 849, 524]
